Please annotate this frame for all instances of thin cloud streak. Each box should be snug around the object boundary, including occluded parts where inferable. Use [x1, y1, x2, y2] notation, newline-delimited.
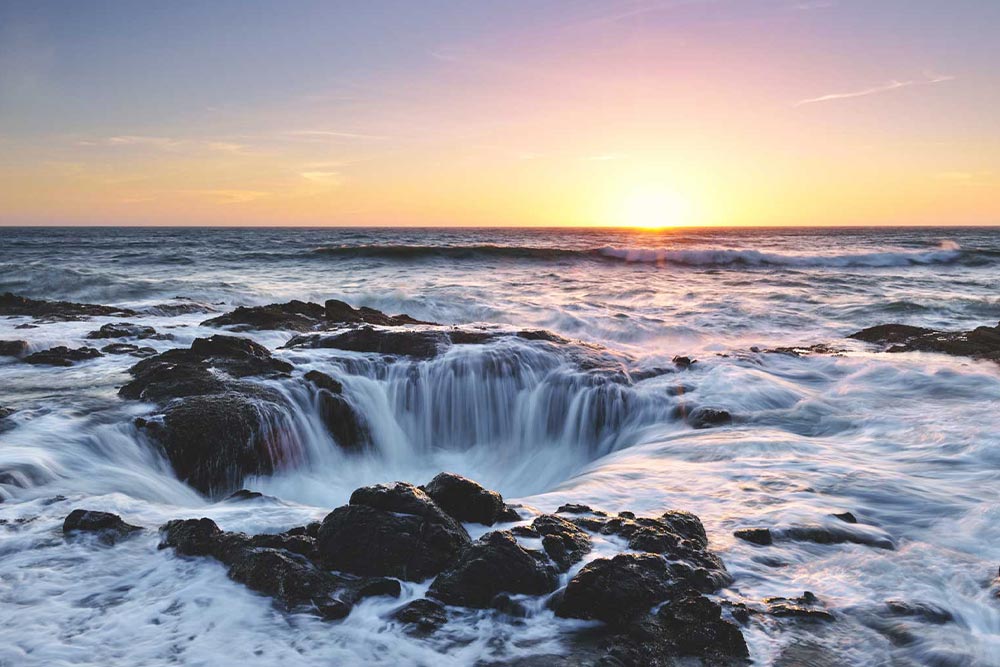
[796, 73, 955, 106]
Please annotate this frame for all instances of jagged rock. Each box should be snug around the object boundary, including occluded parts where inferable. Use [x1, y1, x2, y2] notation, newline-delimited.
[734, 527, 773, 545]
[530, 514, 591, 571]
[24, 346, 103, 366]
[428, 531, 558, 607]
[672, 355, 696, 369]
[101, 343, 140, 354]
[86, 322, 168, 340]
[304, 370, 369, 449]
[0, 340, 28, 358]
[764, 592, 834, 621]
[63, 509, 141, 545]
[324, 299, 431, 326]
[225, 489, 265, 501]
[782, 524, 895, 550]
[688, 406, 733, 429]
[832, 511, 858, 524]
[316, 483, 470, 581]
[423, 472, 507, 525]
[304, 369, 343, 393]
[554, 553, 675, 626]
[883, 599, 953, 624]
[393, 598, 448, 634]
[286, 327, 448, 359]
[0, 292, 136, 320]
[556, 503, 607, 516]
[849, 321, 1000, 363]
[201, 299, 432, 332]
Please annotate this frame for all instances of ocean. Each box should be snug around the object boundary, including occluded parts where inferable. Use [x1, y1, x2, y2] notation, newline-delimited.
[1, 225, 998, 666]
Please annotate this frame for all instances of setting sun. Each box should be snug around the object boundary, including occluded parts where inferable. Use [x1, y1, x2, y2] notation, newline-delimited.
[617, 187, 693, 229]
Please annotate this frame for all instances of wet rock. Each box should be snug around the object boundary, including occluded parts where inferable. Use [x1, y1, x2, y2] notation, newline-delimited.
[287, 327, 448, 359]
[227, 547, 343, 613]
[101, 343, 141, 355]
[849, 321, 1000, 363]
[764, 592, 834, 621]
[556, 503, 606, 516]
[428, 530, 558, 607]
[734, 527, 773, 545]
[643, 590, 748, 660]
[304, 369, 343, 393]
[63, 509, 141, 545]
[0, 340, 28, 358]
[225, 489, 265, 501]
[553, 553, 674, 626]
[782, 524, 895, 550]
[423, 472, 507, 525]
[688, 406, 733, 429]
[393, 598, 448, 634]
[672, 355, 696, 369]
[832, 511, 858, 524]
[202, 300, 327, 332]
[0, 406, 13, 420]
[884, 599, 953, 624]
[316, 483, 470, 581]
[159, 517, 228, 557]
[86, 322, 168, 340]
[0, 292, 136, 321]
[24, 346, 103, 366]
[530, 514, 592, 571]
[202, 299, 433, 332]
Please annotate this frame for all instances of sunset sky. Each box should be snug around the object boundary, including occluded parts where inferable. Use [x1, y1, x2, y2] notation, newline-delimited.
[1, 0, 998, 227]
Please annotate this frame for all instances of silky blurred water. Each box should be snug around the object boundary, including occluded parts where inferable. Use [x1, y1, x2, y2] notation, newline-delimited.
[0, 226, 998, 667]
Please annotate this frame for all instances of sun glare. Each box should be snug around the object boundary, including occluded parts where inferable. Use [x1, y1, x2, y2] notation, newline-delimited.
[618, 187, 692, 229]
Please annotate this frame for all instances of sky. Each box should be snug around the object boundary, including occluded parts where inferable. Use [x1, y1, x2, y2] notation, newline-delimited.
[0, 0, 998, 227]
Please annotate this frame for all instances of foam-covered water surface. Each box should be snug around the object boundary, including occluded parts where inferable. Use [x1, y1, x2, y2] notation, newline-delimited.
[1, 226, 998, 666]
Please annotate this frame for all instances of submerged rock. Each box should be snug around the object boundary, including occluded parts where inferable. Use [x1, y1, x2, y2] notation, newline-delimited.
[764, 591, 834, 621]
[687, 406, 733, 429]
[202, 299, 432, 332]
[0, 292, 136, 321]
[86, 322, 168, 340]
[735, 523, 894, 550]
[24, 346, 103, 366]
[849, 321, 1000, 363]
[393, 598, 448, 634]
[0, 340, 28, 358]
[63, 509, 141, 545]
[428, 530, 558, 607]
[734, 527, 773, 545]
[554, 553, 675, 626]
[423, 472, 508, 526]
[316, 482, 470, 581]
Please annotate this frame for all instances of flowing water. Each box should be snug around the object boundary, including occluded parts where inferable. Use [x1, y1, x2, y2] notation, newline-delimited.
[0, 226, 998, 666]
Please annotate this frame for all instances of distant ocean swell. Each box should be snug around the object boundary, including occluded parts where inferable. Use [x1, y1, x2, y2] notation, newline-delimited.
[310, 242, 981, 267]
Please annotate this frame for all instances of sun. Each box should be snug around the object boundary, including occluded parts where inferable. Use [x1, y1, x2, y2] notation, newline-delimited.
[618, 186, 692, 229]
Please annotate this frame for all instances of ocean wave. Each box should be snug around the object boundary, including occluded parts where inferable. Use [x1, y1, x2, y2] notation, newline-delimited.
[309, 242, 980, 268]
[595, 244, 970, 267]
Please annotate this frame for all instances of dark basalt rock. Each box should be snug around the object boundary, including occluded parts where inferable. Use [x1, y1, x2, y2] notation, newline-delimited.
[764, 592, 834, 621]
[286, 327, 448, 359]
[393, 598, 448, 634]
[782, 524, 895, 550]
[423, 472, 507, 525]
[553, 553, 675, 627]
[316, 483, 470, 581]
[688, 406, 733, 429]
[849, 321, 1000, 363]
[734, 527, 773, 545]
[832, 511, 858, 524]
[225, 489, 265, 501]
[0, 339, 28, 358]
[883, 599, 953, 624]
[0, 292, 137, 321]
[600, 590, 748, 665]
[530, 514, 591, 571]
[304, 370, 370, 449]
[672, 355, 696, 369]
[86, 322, 168, 340]
[304, 369, 343, 393]
[63, 509, 141, 545]
[0, 406, 13, 420]
[24, 346, 103, 366]
[202, 300, 327, 332]
[556, 503, 607, 516]
[202, 299, 433, 332]
[428, 530, 558, 607]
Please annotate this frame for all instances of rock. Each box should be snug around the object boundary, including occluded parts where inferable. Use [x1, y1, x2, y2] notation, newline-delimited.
[782, 524, 895, 550]
[0, 340, 28, 358]
[225, 489, 264, 501]
[628, 589, 749, 661]
[556, 503, 606, 516]
[86, 322, 168, 340]
[672, 355, 696, 369]
[24, 346, 103, 366]
[688, 406, 733, 429]
[0, 292, 136, 321]
[554, 553, 674, 627]
[428, 530, 558, 607]
[393, 598, 448, 634]
[849, 321, 1000, 363]
[764, 592, 834, 621]
[530, 514, 591, 571]
[423, 472, 507, 525]
[0, 406, 13, 420]
[734, 527, 773, 545]
[226, 547, 343, 613]
[63, 509, 141, 545]
[884, 599, 953, 624]
[832, 511, 858, 524]
[304, 369, 343, 393]
[159, 517, 228, 557]
[286, 327, 448, 359]
[201, 299, 433, 332]
[316, 483, 470, 581]
[202, 300, 327, 332]
[101, 343, 141, 355]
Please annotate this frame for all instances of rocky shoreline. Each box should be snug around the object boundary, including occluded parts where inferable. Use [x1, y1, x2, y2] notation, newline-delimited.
[63, 473, 751, 666]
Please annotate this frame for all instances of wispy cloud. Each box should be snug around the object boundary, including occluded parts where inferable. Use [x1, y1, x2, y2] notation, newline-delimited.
[796, 72, 955, 106]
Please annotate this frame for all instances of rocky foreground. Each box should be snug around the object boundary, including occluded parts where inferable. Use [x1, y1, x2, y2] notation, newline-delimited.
[63, 473, 750, 667]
